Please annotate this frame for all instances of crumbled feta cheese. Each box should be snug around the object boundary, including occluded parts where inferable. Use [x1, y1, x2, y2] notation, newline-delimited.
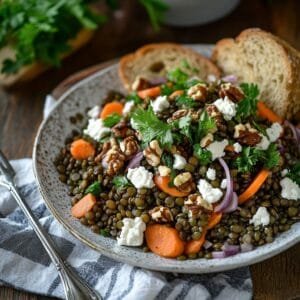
[206, 168, 216, 180]
[87, 105, 100, 119]
[173, 154, 187, 170]
[117, 217, 146, 246]
[151, 95, 170, 113]
[256, 134, 270, 150]
[221, 179, 227, 189]
[213, 96, 237, 120]
[123, 100, 135, 115]
[233, 142, 242, 153]
[266, 122, 283, 142]
[206, 139, 229, 161]
[200, 133, 214, 148]
[281, 169, 288, 177]
[250, 207, 270, 227]
[127, 166, 154, 189]
[83, 119, 110, 140]
[197, 179, 223, 204]
[158, 165, 171, 177]
[207, 74, 217, 82]
[280, 177, 300, 200]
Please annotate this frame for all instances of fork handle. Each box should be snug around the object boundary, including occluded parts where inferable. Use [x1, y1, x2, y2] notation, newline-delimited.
[7, 183, 101, 300]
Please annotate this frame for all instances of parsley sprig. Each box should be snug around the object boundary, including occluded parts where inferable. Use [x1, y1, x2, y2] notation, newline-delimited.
[102, 113, 122, 127]
[131, 107, 173, 147]
[196, 111, 216, 142]
[286, 161, 300, 185]
[112, 176, 132, 188]
[85, 181, 101, 196]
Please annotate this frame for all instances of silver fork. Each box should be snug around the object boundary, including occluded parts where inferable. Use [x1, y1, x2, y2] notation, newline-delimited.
[0, 150, 102, 300]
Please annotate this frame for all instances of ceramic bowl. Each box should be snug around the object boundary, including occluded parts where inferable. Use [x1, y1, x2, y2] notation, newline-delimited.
[33, 53, 300, 274]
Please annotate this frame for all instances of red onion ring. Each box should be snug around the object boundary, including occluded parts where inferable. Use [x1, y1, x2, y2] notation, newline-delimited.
[222, 242, 240, 256]
[221, 74, 237, 84]
[149, 77, 167, 86]
[285, 120, 300, 145]
[214, 158, 234, 212]
[212, 251, 226, 259]
[223, 192, 238, 213]
[126, 152, 143, 170]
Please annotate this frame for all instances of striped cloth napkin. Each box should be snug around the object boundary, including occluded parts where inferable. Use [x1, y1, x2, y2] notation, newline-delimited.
[0, 62, 253, 300]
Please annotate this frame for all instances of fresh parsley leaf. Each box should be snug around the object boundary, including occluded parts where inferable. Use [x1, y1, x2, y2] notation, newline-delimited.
[175, 95, 196, 108]
[131, 107, 173, 147]
[161, 152, 173, 168]
[160, 84, 174, 96]
[85, 181, 101, 196]
[235, 147, 263, 173]
[236, 83, 260, 121]
[185, 78, 202, 88]
[125, 92, 142, 104]
[263, 143, 280, 169]
[100, 229, 110, 237]
[196, 111, 216, 141]
[103, 113, 122, 127]
[252, 120, 267, 136]
[167, 68, 189, 86]
[178, 116, 193, 141]
[193, 144, 212, 165]
[286, 161, 300, 185]
[112, 176, 132, 188]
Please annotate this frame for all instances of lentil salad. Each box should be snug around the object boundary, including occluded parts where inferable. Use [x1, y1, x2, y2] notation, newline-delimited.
[54, 65, 300, 260]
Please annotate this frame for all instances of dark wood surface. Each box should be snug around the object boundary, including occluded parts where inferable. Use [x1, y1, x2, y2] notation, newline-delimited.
[0, 0, 299, 299]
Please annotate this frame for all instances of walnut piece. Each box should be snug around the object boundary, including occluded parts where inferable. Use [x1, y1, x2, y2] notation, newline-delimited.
[200, 133, 214, 148]
[184, 193, 213, 218]
[112, 121, 134, 138]
[173, 172, 195, 193]
[187, 83, 207, 101]
[219, 83, 244, 102]
[120, 136, 139, 157]
[234, 123, 261, 146]
[104, 140, 126, 176]
[149, 206, 173, 222]
[206, 104, 225, 131]
[143, 140, 162, 167]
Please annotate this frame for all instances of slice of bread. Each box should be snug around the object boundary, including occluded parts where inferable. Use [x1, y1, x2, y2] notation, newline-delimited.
[212, 28, 300, 120]
[0, 28, 95, 86]
[119, 43, 220, 91]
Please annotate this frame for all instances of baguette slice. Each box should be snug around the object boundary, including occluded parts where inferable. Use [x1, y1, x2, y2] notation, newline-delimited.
[0, 28, 95, 86]
[212, 28, 300, 120]
[119, 43, 220, 91]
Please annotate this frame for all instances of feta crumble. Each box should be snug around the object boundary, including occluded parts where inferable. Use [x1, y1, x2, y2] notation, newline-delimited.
[256, 134, 270, 150]
[87, 105, 100, 119]
[158, 165, 171, 177]
[151, 95, 170, 113]
[117, 217, 146, 246]
[173, 154, 187, 170]
[206, 168, 216, 180]
[233, 142, 242, 153]
[250, 207, 270, 227]
[206, 139, 229, 161]
[83, 119, 110, 140]
[127, 166, 154, 189]
[266, 122, 282, 142]
[123, 100, 135, 115]
[221, 179, 227, 189]
[280, 177, 300, 200]
[197, 179, 223, 204]
[213, 96, 237, 120]
[281, 169, 288, 177]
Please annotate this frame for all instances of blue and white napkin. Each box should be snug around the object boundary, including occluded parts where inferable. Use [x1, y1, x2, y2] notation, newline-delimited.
[0, 63, 253, 299]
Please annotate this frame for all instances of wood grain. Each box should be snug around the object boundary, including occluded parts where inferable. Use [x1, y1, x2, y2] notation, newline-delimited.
[0, 0, 300, 299]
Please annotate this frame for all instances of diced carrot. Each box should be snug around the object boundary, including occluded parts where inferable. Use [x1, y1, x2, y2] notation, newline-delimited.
[70, 139, 95, 160]
[225, 145, 235, 152]
[169, 90, 184, 99]
[71, 193, 96, 218]
[154, 175, 190, 197]
[100, 101, 124, 119]
[137, 86, 161, 99]
[257, 101, 283, 124]
[145, 224, 185, 258]
[207, 212, 223, 229]
[184, 230, 207, 255]
[238, 169, 271, 204]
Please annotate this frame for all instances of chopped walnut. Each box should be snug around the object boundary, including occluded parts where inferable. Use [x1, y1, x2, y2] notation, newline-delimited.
[120, 136, 139, 157]
[200, 133, 214, 148]
[143, 140, 162, 167]
[95, 140, 111, 163]
[206, 104, 225, 131]
[184, 194, 213, 218]
[104, 139, 126, 176]
[112, 121, 134, 138]
[219, 83, 244, 102]
[158, 165, 171, 177]
[149, 206, 173, 222]
[187, 83, 207, 101]
[234, 123, 261, 146]
[173, 172, 195, 193]
[170, 109, 189, 121]
[131, 76, 151, 91]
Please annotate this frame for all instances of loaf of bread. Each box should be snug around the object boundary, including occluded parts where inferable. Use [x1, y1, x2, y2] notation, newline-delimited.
[0, 29, 95, 86]
[119, 43, 220, 91]
[212, 28, 300, 120]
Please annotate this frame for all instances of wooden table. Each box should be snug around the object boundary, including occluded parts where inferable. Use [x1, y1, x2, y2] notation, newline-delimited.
[0, 0, 299, 299]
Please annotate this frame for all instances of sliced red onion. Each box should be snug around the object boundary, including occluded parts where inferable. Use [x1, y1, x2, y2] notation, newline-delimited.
[212, 251, 226, 259]
[203, 240, 213, 249]
[221, 74, 237, 84]
[126, 152, 143, 170]
[214, 158, 234, 212]
[222, 242, 240, 257]
[277, 142, 285, 154]
[223, 192, 238, 213]
[149, 77, 167, 86]
[241, 243, 254, 253]
[285, 120, 300, 145]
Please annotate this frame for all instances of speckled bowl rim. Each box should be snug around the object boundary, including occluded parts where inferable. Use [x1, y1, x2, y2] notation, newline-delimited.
[33, 63, 300, 274]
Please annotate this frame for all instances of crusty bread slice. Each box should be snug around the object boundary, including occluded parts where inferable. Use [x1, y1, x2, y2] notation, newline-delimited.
[212, 28, 300, 120]
[119, 43, 220, 91]
[0, 28, 95, 86]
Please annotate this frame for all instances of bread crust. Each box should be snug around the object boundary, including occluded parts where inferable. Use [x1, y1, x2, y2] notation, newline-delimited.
[119, 43, 220, 91]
